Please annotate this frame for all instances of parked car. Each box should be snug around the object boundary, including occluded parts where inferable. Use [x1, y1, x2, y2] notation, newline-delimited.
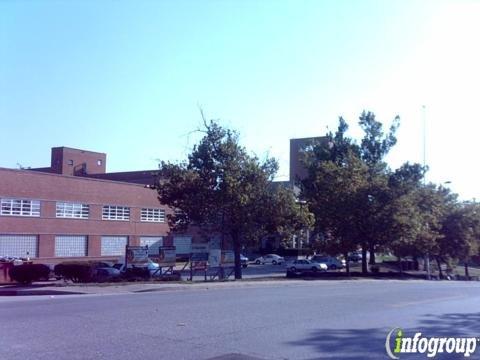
[348, 251, 362, 262]
[240, 254, 249, 268]
[254, 254, 285, 265]
[287, 259, 328, 273]
[310, 255, 345, 270]
[113, 259, 161, 277]
[93, 266, 121, 282]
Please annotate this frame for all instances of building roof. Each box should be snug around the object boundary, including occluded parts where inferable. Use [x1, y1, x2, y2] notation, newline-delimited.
[0, 167, 148, 188]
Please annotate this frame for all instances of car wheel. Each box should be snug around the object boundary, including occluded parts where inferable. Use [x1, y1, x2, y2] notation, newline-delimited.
[272, 260, 277, 265]
[290, 267, 296, 272]
[330, 264, 337, 270]
[242, 264, 247, 268]
[255, 260, 261, 265]
[311, 267, 318, 272]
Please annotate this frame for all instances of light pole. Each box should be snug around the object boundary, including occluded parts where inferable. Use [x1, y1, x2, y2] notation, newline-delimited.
[296, 200, 308, 251]
[422, 105, 432, 280]
[422, 106, 432, 276]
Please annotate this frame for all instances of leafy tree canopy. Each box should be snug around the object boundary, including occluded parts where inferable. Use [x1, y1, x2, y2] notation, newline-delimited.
[155, 119, 313, 279]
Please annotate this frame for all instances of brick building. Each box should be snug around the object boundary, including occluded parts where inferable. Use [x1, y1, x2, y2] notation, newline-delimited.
[0, 147, 193, 263]
[0, 138, 324, 263]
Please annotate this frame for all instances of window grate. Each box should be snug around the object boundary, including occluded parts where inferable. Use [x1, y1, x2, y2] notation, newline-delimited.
[101, 236, 127, 256]
[139, 237, 163, 255]
[55, 236, 87, 257]
[0, 235, 38, 258]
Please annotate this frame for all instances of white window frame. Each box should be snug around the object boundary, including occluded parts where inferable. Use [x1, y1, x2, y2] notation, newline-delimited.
[102, 205, 130, 221]
[140, 208, 166, 223]
[0, 198, 40, 217]
[56, 202, 89, 219]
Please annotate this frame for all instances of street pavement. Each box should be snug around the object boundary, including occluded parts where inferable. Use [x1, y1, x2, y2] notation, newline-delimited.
[1, 280, 480, 359]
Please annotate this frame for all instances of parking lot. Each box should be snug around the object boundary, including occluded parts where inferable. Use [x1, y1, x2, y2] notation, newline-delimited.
[178, 259, 349, 281]
[179, 262, 287, 281]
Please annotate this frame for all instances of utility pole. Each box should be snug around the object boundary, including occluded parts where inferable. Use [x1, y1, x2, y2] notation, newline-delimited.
[423, 105, 431, 280]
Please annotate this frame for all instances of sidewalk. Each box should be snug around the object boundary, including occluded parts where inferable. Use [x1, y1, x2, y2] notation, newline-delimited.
[0, 277, 301, 296]
[0, 274, 434, 297]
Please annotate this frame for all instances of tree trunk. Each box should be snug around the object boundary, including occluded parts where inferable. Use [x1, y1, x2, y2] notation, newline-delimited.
[398, 256, 403, 275]
[436, 257, 443, 279]
[369, 244, 376, 265]
[233, 232, 242, 280]
[361, 244, 368, 274]
[344, 252, 350, 276]
[464, 261, 470, 279]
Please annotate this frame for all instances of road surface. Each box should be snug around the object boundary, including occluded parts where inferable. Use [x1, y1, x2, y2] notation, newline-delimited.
[1, 280, 479, 359]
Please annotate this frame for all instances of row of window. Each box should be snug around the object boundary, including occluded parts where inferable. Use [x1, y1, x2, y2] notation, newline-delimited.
[0, 235, 171, 258]
[0, 235, 193, 258]
[0, 198, 166, 222]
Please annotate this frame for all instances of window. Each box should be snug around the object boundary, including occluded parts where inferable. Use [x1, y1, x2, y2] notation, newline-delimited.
[68, 159, 74, 166]
[0, 235, 38, 258]
[140, 236, 163, 255]
[102, 205, 130, 221]
[97, 159, 102, 166]
[56, 202, 89, 219]
[140, 208, 166, 222]
[1, 198, 40, 217]
[101, 236, 128, 255]
[55, 236, 87, 257]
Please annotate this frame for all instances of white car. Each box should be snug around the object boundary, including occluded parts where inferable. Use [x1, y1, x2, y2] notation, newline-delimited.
[113, 259, 161, 276]
[287, 259, 328, 273]
[310, 255, 346, 270]
[254, 254, 285, 265]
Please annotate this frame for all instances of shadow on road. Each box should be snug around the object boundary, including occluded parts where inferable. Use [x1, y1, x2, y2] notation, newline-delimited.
[288, 312, 480, 359]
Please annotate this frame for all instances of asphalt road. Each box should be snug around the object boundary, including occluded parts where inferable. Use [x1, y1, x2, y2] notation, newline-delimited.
[1, 280, 480, 360]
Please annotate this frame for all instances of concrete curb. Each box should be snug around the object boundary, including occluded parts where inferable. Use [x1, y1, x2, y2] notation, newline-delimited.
[0, 289, 86, 296]
[0, 276, 447, 296]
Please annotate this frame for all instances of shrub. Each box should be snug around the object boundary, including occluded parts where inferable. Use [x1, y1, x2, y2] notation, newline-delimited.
[123, 267, 150, 281]
[10, 264, 51, 284]
[54, 262, 95, 283]
[152, 271, 182, 282]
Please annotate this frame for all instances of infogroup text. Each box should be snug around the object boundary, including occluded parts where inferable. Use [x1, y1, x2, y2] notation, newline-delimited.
[385, 328, 479, 358]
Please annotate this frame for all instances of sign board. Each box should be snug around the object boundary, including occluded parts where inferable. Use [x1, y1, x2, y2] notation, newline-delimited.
[191, 261, 208, 270]
[191, 243, 209, 261]
[208, 249, 221, 267]
[221, 250, 235, 266]
[173, 236, 192, 255]
[209, 236, 221, 250]
[125, 245, 149, 266]
[158, 246, 176, 267]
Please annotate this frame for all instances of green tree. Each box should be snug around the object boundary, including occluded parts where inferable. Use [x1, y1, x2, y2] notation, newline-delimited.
[387, 175, 457, 277]
[357, 111, 400, 269]
[155, 120, 312, 279]
[301, 112, 401, 274]
[386, 163, 425, 272]
[440, 201, 480, 278]
[301, 119, 368, 275]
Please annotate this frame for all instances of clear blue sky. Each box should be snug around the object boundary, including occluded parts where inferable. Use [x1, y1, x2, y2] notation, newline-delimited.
[1, 0, 479, 199]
